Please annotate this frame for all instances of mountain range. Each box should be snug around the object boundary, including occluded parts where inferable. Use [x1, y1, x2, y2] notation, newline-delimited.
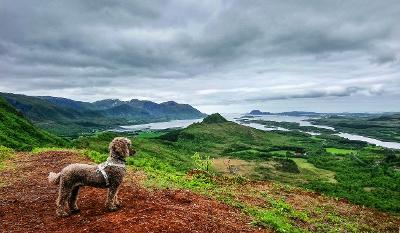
[0, 92, 206, 137]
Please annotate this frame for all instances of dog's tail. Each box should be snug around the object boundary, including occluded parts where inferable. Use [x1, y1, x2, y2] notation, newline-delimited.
[48, 172, 61, 185]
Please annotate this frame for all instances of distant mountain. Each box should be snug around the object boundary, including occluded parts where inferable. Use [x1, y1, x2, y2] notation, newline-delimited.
[93, 99, 206, 120]
[278, 111, 321, 116]
[92, 99, 125, 110]
[248, 110, 321, 116]
[0, 92, 206, 136]
[0, 97, 66, 150]
[248, 110, 272, 115]
[38, 96, 94, 111]
[2, 93, 100, 122]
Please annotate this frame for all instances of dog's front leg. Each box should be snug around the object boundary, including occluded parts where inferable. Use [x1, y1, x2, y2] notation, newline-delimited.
[106, 186, 119, 211]
[113, 190, 121, 207]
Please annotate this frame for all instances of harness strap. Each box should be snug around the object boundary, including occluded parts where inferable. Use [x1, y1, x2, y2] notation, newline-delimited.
[96, 161, 126, 187]
[98, 165, 109, 186]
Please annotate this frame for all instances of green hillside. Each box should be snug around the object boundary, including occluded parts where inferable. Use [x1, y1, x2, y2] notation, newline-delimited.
[201, 113, 228, 124]
[0, 97, 66, 150]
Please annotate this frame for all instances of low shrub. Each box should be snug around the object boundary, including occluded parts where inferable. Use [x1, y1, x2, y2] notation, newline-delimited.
[84, 150, 108, 163]
[273, 157, 300, 173]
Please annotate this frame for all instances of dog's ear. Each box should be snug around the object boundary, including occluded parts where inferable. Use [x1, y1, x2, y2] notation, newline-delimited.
[110, 138, 129, 157]
[110, 138, 122, 157]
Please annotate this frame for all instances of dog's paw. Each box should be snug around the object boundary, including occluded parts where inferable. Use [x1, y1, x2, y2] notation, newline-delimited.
[56, 211, 70, 217]
[70, 208, 80, 214]
[107, 206, 119, 212]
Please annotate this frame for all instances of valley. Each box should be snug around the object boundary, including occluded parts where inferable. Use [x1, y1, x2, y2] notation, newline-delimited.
[1, 98, 399, 232]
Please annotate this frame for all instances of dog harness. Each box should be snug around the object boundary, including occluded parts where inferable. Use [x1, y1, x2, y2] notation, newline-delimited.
[96, 160, 126, 186]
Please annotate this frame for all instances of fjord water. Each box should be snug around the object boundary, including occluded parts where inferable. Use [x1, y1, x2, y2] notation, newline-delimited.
[120, 113, 400, 149]
[225, 113, 400, 149]
[335, 133, 400, 149]
[120, 118, 203, 131]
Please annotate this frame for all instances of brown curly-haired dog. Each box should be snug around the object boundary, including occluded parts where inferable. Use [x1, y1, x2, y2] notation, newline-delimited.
[48, 137, 135, 216]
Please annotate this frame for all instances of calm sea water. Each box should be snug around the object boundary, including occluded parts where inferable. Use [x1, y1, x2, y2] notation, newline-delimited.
[119, 113, 400, 149]
[120, 118, 203, 131]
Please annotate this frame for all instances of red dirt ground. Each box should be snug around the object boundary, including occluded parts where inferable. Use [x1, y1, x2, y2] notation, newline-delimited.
[0, 151, 267, 233]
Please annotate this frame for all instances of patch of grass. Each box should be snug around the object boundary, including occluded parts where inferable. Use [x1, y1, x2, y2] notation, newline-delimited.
[136, 131, 166, 139]
[0, 145, 15, 187]
[0, 145, 14, 169]
[292, 158, 337, 183]
[250, 158, 336, 186]
[269, 150, 289, 156]
[213, 158, 255, 176]
[249, 207, 304, 233]
[247, 195, 308, 233]
[310, 136, 324, 141]
[0, 145, 13, 160]
[326, 147, 356, 155]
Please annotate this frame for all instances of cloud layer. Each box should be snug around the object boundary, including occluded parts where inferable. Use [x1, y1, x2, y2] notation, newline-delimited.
[0, 0, 399, 113]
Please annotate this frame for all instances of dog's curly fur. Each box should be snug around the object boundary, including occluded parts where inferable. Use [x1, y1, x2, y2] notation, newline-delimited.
[48, 137, 135, 217]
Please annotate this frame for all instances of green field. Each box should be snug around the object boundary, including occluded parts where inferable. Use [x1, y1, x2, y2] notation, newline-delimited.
[291, 158, 337, 183]
[325, 147, 356, 155]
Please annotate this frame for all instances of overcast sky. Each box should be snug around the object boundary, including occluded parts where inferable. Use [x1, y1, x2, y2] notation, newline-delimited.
[0, 0, 399, 113]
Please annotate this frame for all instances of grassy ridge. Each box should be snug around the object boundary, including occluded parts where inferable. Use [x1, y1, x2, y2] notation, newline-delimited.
[0, 97, 67, 150]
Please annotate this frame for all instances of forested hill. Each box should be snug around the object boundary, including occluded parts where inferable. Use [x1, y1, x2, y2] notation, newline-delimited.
[0, 92, 206, 136]
[0, 97, 66, 150]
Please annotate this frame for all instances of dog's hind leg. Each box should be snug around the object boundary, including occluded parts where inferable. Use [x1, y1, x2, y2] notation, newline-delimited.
[56, 179, 71, 217]
[68, 186, 80, 213]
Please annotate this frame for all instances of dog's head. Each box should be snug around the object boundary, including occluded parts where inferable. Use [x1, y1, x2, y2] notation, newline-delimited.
[109, 137, 136, 161]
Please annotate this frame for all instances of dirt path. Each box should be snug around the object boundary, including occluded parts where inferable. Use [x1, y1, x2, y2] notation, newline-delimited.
[0, 151, 266, 233]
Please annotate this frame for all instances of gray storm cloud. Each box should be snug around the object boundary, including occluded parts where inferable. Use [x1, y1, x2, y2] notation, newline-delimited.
[0, 0, 399, 113]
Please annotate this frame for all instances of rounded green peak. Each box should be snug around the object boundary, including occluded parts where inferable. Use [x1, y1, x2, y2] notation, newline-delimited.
[202, 113, 228, 124]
